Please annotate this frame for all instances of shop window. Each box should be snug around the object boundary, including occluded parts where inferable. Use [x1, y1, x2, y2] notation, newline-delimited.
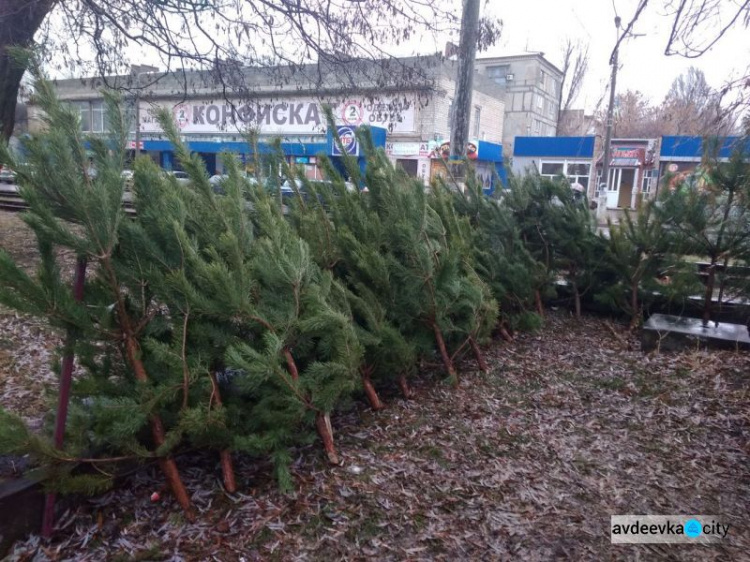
[540, 161, 591, 191]
[540, 162, 564, 176]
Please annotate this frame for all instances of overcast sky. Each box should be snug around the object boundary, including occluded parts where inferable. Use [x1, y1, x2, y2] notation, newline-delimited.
[474, 0, 749, 112]
[45, 0, 747, 114]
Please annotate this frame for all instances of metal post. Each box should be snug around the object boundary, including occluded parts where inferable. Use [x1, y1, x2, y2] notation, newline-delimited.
[599, 16, 621, 220]
[41, 257, 87, 537]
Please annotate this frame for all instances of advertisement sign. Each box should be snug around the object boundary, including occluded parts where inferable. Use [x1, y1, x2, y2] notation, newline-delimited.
[335, 95, 416, 133]
[139, 99, 326, 135]
[428, 140, 480, 160]
[331, 126, 359, 156]
[140, 94, 417, 136]
[386, 142, 430, 157]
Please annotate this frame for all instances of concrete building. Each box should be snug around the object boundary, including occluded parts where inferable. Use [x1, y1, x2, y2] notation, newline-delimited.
[475, 53, 563, 154]
[30, 56, 507, 193]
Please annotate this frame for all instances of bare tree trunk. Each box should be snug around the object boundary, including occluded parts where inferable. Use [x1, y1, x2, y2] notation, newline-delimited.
[469, 337, 489, 373]
[433, 322, 458, 386]
[448, 0, 480, 181]
[315, 412, 339, 465]
[0, 1, 55, 141]
[572, 280, 581, 319]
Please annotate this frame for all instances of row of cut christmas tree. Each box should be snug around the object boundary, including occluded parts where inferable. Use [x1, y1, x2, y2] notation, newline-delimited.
[0, 75, 748, 518]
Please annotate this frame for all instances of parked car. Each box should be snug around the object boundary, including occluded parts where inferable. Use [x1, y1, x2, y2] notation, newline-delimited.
[167, 170, 191, 185]
[0, 166, 16, 184]
[280, 179, 358, 203]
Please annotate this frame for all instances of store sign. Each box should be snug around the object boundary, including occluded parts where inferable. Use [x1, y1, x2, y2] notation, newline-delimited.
[386, 142, 430, 157]
[139, 94, 417, 135]
[139, 99, 326, 135]
[336, 95, 416, 133]
[611, 147, 642, 159]
[331, 126, 359, 156]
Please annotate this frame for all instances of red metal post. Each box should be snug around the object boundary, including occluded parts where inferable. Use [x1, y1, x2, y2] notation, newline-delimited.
[41, 256, 87, 538]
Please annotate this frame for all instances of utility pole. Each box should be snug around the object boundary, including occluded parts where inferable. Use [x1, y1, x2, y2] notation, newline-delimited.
[599, 15, 621, 217]
[449, 0, 480, 186]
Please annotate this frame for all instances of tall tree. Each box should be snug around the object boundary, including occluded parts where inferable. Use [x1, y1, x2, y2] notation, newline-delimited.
[661, 66, 737, 135]
[556, 39, 589, 135]
[614, 90, 660, 138]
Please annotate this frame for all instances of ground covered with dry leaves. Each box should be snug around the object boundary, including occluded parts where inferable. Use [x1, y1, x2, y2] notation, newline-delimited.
[1, 210, 749, 561]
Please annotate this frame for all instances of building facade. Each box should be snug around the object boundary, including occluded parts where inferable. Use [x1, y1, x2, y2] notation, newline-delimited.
[475, 53, 564, 154]
[30, 57, 506, 192]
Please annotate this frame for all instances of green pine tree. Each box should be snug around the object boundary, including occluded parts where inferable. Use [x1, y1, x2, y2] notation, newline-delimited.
[655, 137, 750, 325]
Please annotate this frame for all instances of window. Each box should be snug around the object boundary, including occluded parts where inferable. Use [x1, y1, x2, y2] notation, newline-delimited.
[546, 99, 557, 119]
[70, 100, 108, 133]
[550, 79, 559, 98]
[473, 105, 481, 138]
[540, 162, 564, 175]
[536, 94, 543, 111]
[642, 169, 657, 194]
[539, 69, 546, 90]
[533, 119, 542, 134]
[486, 64, 510, 86]
[448, 99, 453, 129]
[540, 160, 591, 190]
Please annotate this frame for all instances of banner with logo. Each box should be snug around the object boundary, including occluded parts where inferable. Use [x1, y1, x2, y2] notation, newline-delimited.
[331, 126, 359, 156]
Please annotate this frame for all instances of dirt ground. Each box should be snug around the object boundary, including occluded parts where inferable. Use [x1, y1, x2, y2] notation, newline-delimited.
[0, 211, 71, 430]
[1, 209, 749, 561]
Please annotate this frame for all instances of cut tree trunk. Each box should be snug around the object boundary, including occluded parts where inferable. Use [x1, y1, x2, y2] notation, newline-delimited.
[432, 322, 458, 386]
[572, 281, 581, 319]
[397, 373, 414, 399]
[360, 367, 384, 411]
[208, 372, 237, 493]
[629, 281, 640, 330]
[498, 324, 513, 342]
[283, 348, 299, 381]
[124, 336, 194, 519]
[535, 290, 545, 317]
[219, 450, 237, 493]
[315, 412, 339, 465]
[469, 337, 489, 373]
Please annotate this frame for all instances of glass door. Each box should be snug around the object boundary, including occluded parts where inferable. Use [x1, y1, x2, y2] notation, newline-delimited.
[606, 168, 620, 209]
